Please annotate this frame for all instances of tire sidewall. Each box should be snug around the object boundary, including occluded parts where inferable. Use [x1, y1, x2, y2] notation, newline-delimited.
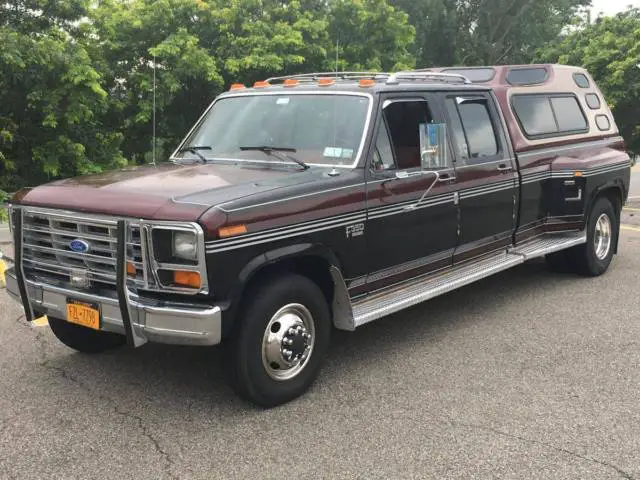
[48, 317, 126, 353]
[234, 274, 331, 406]
[584, 197, 617, 275]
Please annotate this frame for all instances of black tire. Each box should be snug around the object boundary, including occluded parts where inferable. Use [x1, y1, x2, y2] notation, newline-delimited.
[48, 317, 126, 353]
[545, 250, 575, 273]
[571, 196, 618, 277]
[226, 274, 331, 407]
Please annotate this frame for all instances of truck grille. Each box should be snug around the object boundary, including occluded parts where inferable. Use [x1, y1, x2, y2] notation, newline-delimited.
[21, 209, 146, 289]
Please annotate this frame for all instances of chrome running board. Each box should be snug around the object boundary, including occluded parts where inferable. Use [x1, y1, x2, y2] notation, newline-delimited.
[352, 231, 586, 328]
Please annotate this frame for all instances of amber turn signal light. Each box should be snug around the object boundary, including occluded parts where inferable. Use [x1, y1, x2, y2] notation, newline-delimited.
[218, 224, 248, 238]
[126, 261, 136, 276]
[173, 271, 201, 289]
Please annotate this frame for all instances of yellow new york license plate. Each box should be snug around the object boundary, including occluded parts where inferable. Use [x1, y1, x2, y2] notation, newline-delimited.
[66, 300, 101, 330]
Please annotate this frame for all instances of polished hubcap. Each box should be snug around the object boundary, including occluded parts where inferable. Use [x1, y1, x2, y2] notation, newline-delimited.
[262, 304, 315, 381]
[594, 213, 612, 260]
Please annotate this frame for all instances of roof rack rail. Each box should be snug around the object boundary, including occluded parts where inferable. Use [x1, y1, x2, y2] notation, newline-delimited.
[265, 70, 471, 86]
[386, 71, 471, 85]
[266, 72, 389, 83]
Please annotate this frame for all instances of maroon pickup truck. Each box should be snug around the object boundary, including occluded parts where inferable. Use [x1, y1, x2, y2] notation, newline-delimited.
[4, 64, 631, 406]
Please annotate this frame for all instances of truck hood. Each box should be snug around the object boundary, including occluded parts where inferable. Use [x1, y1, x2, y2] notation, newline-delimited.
[14, 162, 320, 221]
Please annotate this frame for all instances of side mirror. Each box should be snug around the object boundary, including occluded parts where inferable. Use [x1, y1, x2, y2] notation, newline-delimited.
[419, 122, 448, 170]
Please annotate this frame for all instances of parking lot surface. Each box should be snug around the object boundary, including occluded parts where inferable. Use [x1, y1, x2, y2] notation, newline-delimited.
[1, 172, 639, 479]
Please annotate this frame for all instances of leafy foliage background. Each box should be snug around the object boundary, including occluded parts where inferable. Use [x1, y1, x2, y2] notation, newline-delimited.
[0, 0, 637, 195]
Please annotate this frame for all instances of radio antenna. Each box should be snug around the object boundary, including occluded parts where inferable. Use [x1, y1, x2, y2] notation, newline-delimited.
[328, 38, 340, 176]
[152, 53, 157, 166]
[335, 38, 339, 78]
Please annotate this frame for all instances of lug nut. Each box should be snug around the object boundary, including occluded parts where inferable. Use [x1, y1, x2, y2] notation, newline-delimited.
[288, 328, 297, 335]
[283, 338, 293, 345]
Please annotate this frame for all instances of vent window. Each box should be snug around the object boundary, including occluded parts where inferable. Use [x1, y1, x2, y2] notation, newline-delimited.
[506, 67, 548, 85]
[442, 68, 495, 83]
[585, 93, 601, 110]
[596, 114, 611, 131]
[512, 94, 588, 138]
[573, 73, 590, 88]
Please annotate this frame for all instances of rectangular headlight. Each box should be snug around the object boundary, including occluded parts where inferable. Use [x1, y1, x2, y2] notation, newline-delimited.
[173, 231, 197, 261]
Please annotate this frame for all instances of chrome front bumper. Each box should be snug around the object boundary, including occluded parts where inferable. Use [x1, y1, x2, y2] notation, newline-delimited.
[5, 268, 222, 346]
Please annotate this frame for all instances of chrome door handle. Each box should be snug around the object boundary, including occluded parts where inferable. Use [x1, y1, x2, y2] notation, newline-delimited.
[497, 164, 513, 172]
[437, 174, 456, 182]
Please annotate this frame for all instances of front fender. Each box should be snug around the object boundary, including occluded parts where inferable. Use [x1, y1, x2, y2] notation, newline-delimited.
[226, 243, 354, 332]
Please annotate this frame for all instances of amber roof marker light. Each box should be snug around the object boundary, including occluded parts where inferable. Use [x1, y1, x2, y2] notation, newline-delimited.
[253, 81, 271, 89]
[318, 78, 335, 87]
[359, 79, 376, 88]
[283, 79, 299, 87]
[229, 83, 246, 91]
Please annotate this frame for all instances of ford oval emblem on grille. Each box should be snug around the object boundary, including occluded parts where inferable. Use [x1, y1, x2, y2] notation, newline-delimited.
[69, 239, 90, 253]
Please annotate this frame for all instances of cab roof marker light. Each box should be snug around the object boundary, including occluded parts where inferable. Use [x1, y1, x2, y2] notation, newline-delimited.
[229, 83, 246, 91]
[283, 79, 299, 87]
[318, 78, 335, 86]
[359, 79, 375, 88]
[253, 81, 270, 89]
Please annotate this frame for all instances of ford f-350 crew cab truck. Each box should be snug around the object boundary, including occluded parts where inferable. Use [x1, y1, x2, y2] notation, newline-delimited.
[4, 64, 631, 406]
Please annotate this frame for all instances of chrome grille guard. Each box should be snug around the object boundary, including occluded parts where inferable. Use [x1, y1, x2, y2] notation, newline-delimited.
[12, 209, 145, 347]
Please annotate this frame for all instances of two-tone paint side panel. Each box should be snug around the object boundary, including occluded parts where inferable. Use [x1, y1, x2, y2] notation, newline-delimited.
[200, 170, 368, 302]
[514, 136, 630, 242]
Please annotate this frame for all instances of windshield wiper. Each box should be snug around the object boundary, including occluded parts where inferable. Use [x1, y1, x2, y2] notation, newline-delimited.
[178, 145, 212, 163]
[239, 146, 309, 170]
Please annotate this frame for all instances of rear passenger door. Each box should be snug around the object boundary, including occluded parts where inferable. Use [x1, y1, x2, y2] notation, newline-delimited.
[442, 93, 518, 263]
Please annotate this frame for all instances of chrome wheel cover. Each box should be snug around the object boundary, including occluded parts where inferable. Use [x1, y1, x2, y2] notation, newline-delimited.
[594, 213, 612, 260]
[261, 304, 315, 381]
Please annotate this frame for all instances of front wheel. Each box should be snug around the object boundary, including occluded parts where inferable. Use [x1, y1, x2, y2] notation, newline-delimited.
[226, 274, 331, 407]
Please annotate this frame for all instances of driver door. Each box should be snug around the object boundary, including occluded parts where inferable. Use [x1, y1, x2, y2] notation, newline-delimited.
[364, 94, 459, 292]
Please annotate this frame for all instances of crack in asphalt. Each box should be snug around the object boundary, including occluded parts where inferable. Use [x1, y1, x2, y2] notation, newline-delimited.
[451, 420, 635, 480]
[14, 314, 179, 480]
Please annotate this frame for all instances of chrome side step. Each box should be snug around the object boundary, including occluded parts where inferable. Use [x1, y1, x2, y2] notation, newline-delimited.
[508, 231, 586, 260]
[352, 231, 586, 328]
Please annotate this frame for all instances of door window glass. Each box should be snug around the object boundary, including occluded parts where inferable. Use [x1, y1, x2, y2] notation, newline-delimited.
[456, 99, 498, 160]
[372, 121, 396, 171]
[445, 98, 469, 161]
[379, 100, 450, 170]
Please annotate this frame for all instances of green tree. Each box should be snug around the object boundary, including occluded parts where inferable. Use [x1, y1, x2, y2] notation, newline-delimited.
[0, 0, 125, 191]
[537, 8, 640, 154]
[0, 0, 415, 191]
[89, 0, 415, 164]
[326, 0, 415, 72]
[391, 0, 590, 67]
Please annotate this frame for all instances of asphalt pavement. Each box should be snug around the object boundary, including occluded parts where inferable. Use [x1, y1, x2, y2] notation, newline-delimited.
[0, 168, 639, 479]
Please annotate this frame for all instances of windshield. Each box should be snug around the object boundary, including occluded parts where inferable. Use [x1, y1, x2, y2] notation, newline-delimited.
[177, 93, 371, 166]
